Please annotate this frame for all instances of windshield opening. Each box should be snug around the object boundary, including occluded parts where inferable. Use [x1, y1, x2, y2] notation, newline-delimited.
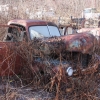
[29, 25, 60, 40]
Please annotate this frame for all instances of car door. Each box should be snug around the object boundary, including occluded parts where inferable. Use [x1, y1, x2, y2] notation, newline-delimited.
[0, 26, 25, 76]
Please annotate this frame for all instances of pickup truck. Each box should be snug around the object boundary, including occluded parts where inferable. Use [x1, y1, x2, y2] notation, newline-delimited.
[0, 19, 99, 77]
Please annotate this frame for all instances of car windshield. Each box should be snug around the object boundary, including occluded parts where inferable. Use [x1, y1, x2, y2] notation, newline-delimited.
[29, 26, 60, 40]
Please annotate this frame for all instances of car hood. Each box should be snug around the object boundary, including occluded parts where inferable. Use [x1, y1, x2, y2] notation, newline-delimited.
[42, 32, 97, 54]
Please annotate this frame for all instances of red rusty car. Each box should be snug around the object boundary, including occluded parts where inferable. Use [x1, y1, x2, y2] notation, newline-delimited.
[0, 19, 99, 76]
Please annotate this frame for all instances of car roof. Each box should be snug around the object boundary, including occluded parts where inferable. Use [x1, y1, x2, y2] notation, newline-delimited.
[8, 19, 57, 28]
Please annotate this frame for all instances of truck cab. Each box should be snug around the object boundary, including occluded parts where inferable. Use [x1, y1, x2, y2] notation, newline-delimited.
[7, 19, 60, 41]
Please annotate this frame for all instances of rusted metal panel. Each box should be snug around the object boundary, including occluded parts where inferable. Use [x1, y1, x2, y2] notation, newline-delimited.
[78, 28, 100, 44]
[60, 32, 96, 54]
[8, 19, 57, 29]
[0, 24, 21, 32]
[0, 42, 24, 76]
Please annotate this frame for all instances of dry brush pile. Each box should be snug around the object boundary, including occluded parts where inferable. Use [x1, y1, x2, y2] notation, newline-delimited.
[0, 38, 99, 100]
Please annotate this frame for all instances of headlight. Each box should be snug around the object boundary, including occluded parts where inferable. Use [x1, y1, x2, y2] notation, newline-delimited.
[66, 67, 73, 76]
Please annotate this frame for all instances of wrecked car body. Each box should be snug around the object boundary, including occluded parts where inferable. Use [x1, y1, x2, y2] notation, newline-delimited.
[0, 19, 99, 77]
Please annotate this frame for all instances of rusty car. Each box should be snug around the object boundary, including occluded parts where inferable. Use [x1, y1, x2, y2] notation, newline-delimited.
[0, 19, 99, 77]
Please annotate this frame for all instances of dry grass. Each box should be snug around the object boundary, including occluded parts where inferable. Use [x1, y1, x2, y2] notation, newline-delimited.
[0, 40, 98, 100]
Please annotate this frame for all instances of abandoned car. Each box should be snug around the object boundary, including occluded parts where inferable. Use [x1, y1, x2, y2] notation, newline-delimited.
[0, 19, 99, 77]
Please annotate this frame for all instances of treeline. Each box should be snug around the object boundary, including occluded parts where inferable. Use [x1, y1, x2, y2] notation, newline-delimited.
[0, 0, 100, 21]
